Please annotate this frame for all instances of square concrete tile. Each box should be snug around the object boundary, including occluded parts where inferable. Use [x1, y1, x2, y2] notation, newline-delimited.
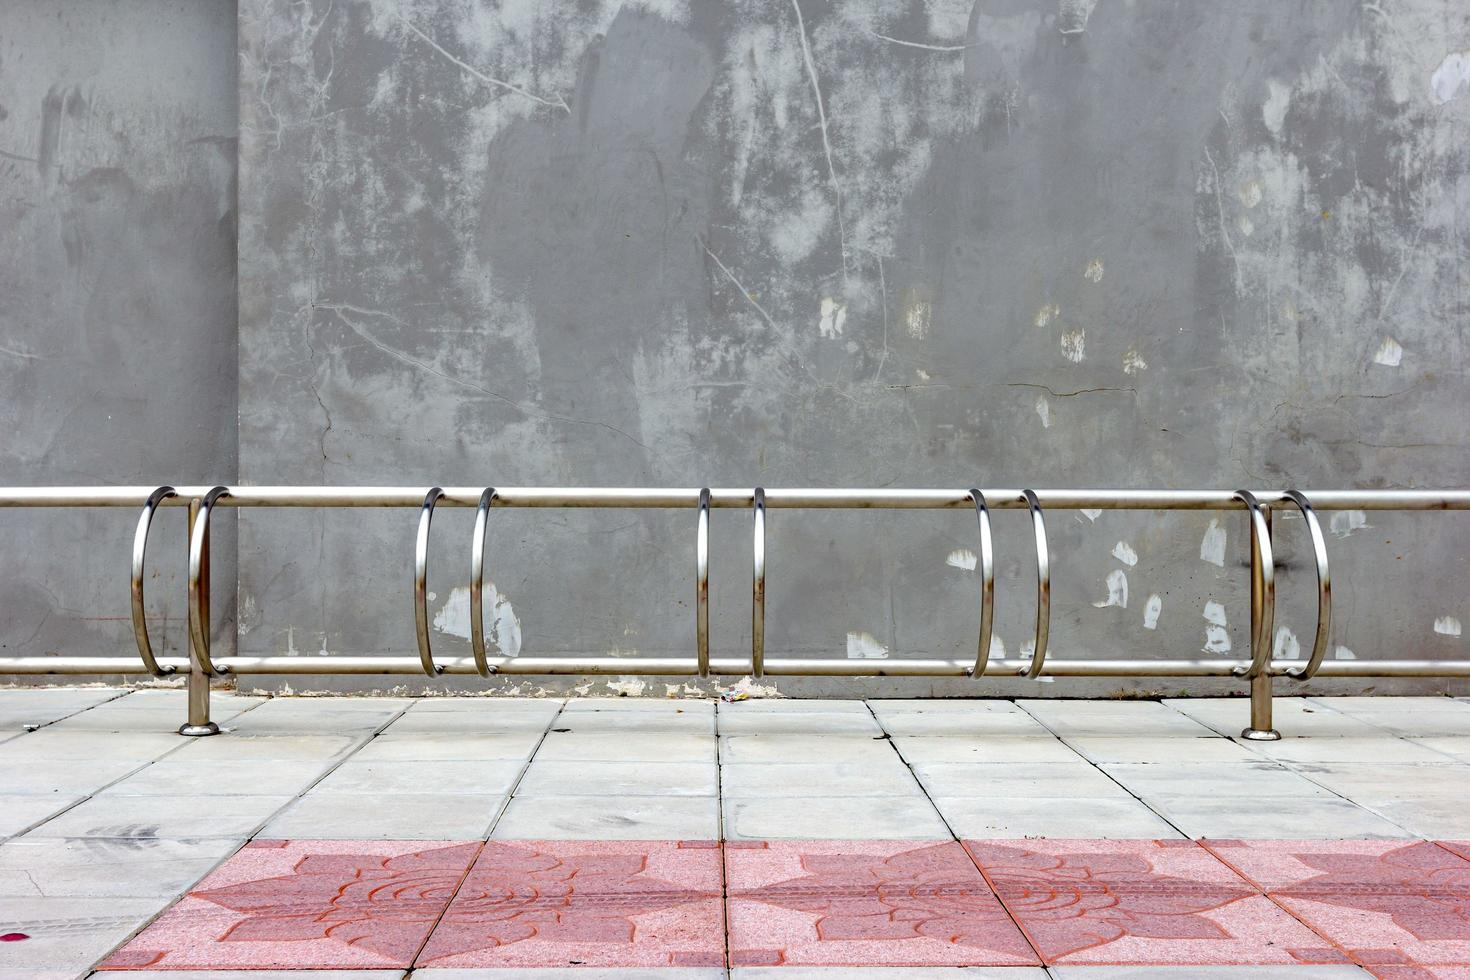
[106, 691, 266, 711]
[0, 836, 241, 897]
[567, 697, 715, 713]
[1361, 798, 1470, 838]
[1286, 763, 1470, 802]
[1140, 795, 1412, 840]
[1019, 701, 1215, 737]
[1203, 839, 1470, 966]
[493, 795, 719, 840]
[721, 761, 922, 798]
[1367, 714, 1470, 738]
[935, 797, 1182, 840]
[0, 895, 165, 973]
[1408, 738, 1470, 762]
[1065, 736, 1259, 764]
[0, 730, 183, 761]
[1245, 737, 1456, 765]
[167, 733, 366, 761]
[417, 839, 723, 969]
[1310, 697, 1470, 716]
[310, 759, 525, 796]
[912, 762, 1131, 799]
[718, 709, 881, 736]
[1163, 698, 1381, 738]
[2, 757, 145, 795]
[965, 838, 1328, 965]
[260, 794, 506, 840]
[725, 839, 1036, 967]
[46, 702, 253, 732]
[225, 709, 403, 736]
[0, 688, 124, 730]
[535, 731, 716, 763]
[100, 759, 333, 797]
[24, 793, 291, 840]
[890, 735, 1084, 764]
[411, 696, 563, 716]
[350, 731, 543, 761]
[516, 760, 716, 797]
[872, 702, 1053, 737]
[0, 794, 85, 837]
[1102, 762, 1338, 799]
[720, 734, 895, 764]
[719, 699, 869, 713]
[381, 711, 556, 734]
[723, 796, 949, 840]
[103, 839, 481, 970]
[556, 711, 715, 735]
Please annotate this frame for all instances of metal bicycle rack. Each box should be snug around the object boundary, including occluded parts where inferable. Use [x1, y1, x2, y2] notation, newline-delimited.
[3, 486, 1469, 739]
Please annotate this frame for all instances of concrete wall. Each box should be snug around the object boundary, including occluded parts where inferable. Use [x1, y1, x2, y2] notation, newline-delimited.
[0, 0, 239, 672]
[5, 0, 1470, 695]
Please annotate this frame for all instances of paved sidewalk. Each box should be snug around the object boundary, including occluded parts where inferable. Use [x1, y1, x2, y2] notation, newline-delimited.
[1, 689, 1469, 977]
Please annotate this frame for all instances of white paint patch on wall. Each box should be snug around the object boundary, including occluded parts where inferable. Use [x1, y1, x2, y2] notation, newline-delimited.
[1060, 329, 1086, 362]
[1203, 600, 1228, 626]
[1273, 626, 1301, 661]
[1329, 510, 1371, 538]
[1093, 569, 1128, 608]
[946, 548, 978, 571]
[1262, 79, 1290, 135]
[433, 584, 521, 657]
[1435, 617, 1463, 637]
[1334, 645, 1356, 661]
[1111, 541, 1138, 566]
[1202, 599, 1231, 654]
[989, 635, 1006, 659]
[1143, 594, 1162, 630]
[818, 297, 847, 338]
[1083, 258, 1104, 282]
[847, 630, 888, 658]
[1122, 349, 1147, 374]
[1035, 395, 1051, 428]
[1034, 303, 1060, 328]
[1080, 508, 1102, 522]
[1431, 51, 1470, 104]
[1372, 337, 1403, 366]
[904, 298, 932, 339]
[1200, 519, 1226, 567]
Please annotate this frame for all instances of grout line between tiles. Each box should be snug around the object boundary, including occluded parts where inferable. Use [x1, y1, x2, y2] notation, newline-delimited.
[478, 697, 566, 841]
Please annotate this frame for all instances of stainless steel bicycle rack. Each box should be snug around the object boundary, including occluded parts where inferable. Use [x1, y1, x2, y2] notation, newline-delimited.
[3, 485, 1468, 738]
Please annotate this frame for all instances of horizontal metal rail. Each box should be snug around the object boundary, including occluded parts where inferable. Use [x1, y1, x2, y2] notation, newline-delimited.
[2, 484, 1468, 740]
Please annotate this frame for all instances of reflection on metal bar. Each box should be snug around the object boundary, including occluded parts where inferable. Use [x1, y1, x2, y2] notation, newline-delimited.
[469, 487, 497, 678]
[131, 486, 179, 677]
[1233, 489, 1276, 680]
[187, 487, 231, 677]
[1280, 490, 1332, 681]
[969, 489, 996, 678]
[1021, 490, 1051, 678]
[696, 488, 710, 678]
[752, 487, 765, 679]
[414, 487, 446, 677]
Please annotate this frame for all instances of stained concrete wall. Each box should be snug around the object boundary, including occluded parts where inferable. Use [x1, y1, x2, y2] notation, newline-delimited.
[4, 1, 1469, 696]
[0, 0, 239, 670]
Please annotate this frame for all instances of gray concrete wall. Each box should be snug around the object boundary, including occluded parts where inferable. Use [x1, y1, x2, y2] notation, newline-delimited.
[232, 0, 1470, 696]
[0, 0, 239, 671]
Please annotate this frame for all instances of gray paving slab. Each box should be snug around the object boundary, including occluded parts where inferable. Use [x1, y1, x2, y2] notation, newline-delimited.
[410, 696, 564, 714]
[99, 759, 334, 797]
[1357, 712, 1470, 737]
[720, 733, 895, 764]
[735, 970, 1050, 979]
[375, 710, 554, 734]
[1063, 735, 1259, 764]
[722, 795, 950, 839]
[553, 710, 715, 734]
[721, 760, 922, 798]
[493, 794, 718, 839]
[1141, 793, 1413, 839]
[24, 793, 292, 840]
[0, 795, 85, 838]
[1243, 735, 1456, 764]
[889, 735, 1083, 764]
[1162, 697, 1381, 737]
[872, 701, 1054, 736]
[351, 731, 544, 761]
[261, 792, 506, 839]
[1407, 736, 1470, 761]
[912, 762, 1133, 799]
[566, 697, 715, 714]
[719, 698, 868, 713]
[1310, 695, 1470, 715]
[534, 731, 716, 763]
[167, 732, 368, 761]
[717, 710, 881, 735]
[2, 758, 146, 795]
[308, 759, 525, 795]
[225, 708, 404, 736]
[1285, 761, 1470, 801]
[1018, 700, 1215, 737]
[0, 730, 184, 761]
[935, 796, 1183, 839]
[1101, 762, 1338, 799]
[0, 836, 240, 897]
[515, 760, 715, 797]
[0, 895, 165, 974]
[1356, 795, 1470, 837]
[1048, 968, 1368, 978]
[0, 688, 122, 731]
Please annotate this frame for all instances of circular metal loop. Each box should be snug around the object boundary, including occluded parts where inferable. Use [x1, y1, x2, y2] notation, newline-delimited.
[1021, 490, 1051, 679]
[752, 487, 766, 679]
[969, 489, 997, 678]
[696, 487, 711, 678]
[469, 487, 498, 678]
[414, 487, 447, 677]
[1231, 489, 1277, 679]
[131, 486, 179, 677]
[187, 486, 232, 677]
[1281, 489, 1332, 680]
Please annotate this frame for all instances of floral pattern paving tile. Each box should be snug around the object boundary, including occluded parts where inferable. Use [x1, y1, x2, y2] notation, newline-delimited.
[101, 839, 482, 970]
[1204, 839, 1470, 967]
[414, 839, 724, 968]
[724, 839, 1037, 967]
[964, 838, 1338, 966]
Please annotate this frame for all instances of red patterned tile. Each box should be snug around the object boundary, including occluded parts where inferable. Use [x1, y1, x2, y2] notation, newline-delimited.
[102, 840, 480, 970]
[1204, 839, 1470, 967]
[964, 838, 1329, 965]
[725, 839, 1036, 967]
[415, 839, 723, 968]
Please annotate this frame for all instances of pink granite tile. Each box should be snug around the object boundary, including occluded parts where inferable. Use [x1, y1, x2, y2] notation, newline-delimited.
[415, 839, 723, 968]
[1204, 839, 1470, 966]
[725, 839, 1036, 967]
[102, 839, 481, 970]
[964, 838, 1332, 965]
[1441, 842, 1470, 864]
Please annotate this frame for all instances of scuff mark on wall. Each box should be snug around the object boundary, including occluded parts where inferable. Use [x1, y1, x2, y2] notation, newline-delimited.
[1083, 259, 1104, 283]
[1034, 303, 1060, 328]
[946, 548, 977, 571]
[1122, 349, 1147, 374]
[1431, 51, 1470, 104]
[1143, 594, 1162, 630]
[1092, 569, 1128, 609]
[1435, 617, 1463, 637]
[1035, 395, 1052, 428]
[1200, 520, 1227, 567]
[1111, 541, 1138, 566]
[902, 286, 932, 339]
[1060, 329, 1086, 362]
[846, 630, 887, 658]
[818, 296, 846, 338]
